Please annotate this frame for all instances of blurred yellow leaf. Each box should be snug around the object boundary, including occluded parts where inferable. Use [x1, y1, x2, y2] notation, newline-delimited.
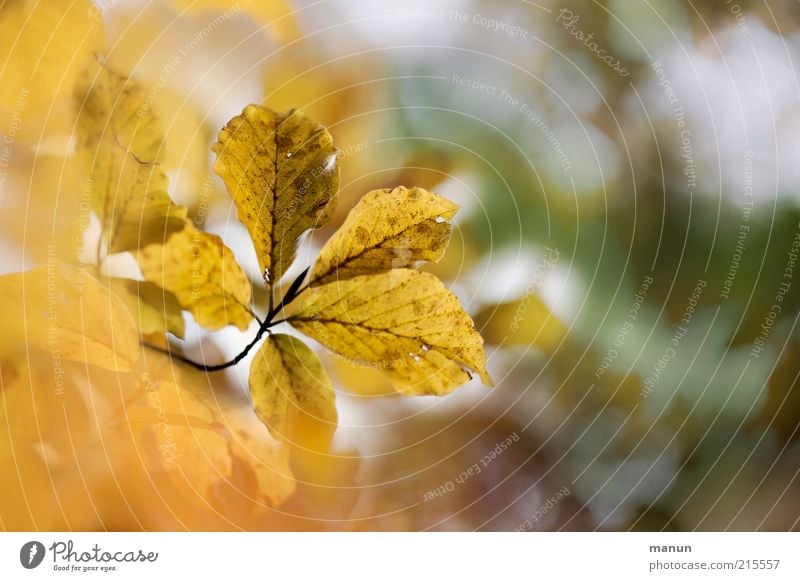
[169, 0, 299, 43]
[109, 278, 186, 339]
[213, 105, 338, 284]
[0, 153, 86, 263]
[328, 353, 396, 397]
[421, 225, 482, 283]
[755, 341, 800, 444]
[149, 89, 213, 206]
[75, 61, 187, 254]
[0, 0, 103, 142]
[263, 58, 361, 127]
[137, 223, 253, 331]
[474, 294, 566, 354]
[108, 375, 296, 515]
[249, 333, 337, 440]
[0, 353, 108, 530]
[0, 349, 296, 530]
[289, 269, 491, 395]
[310, 186, 457, 285]
[262, 54, 377, 165]
[0, 261, 140, 372]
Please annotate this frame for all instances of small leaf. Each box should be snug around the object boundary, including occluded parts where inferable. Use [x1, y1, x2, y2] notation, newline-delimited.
[473, 295, 566, 353]
[249, 334, 337, 440]
[108, 278, 186, 339]
[289, 269, 491, 396]
[75, 61, 187, 253]
[212, 105, 338, 284]
[310, 186, 458, 286]
[137, 223, 253, 331]
[0, 262, 140, 372]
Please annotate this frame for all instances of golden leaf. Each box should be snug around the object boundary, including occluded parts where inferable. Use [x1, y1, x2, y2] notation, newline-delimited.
[212, 105, 338, 284]
[0, 261, 140, 372]
[311, 186, 458, 285]
[137, 223, 253, 331]
[473, 295, 566, 354]
[75, 61, 187, 254]
[249, 334, 337, 440]
[109, 278, 186, 339]
[0, 0, 103, 143]
[289, 269, 491, 396]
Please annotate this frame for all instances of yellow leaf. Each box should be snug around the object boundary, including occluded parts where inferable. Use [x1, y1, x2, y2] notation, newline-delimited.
[168, 0, 299, 43]
[109, 376, 296, 515]
[311, 186, 458, 285]
[0, 262, 140, 372]
[109, 278, 186, 339]
[0, 0, 103, 143]
[249, 334, 337, 440]
[212, 105, 339, 284]
[473, 295, 566, 354]
[289, 269, 491, 396]
[137, 223, 253, 331]
[75, 61, 187, 253]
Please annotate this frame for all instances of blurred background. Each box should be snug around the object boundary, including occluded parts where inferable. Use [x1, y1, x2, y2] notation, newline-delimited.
[2, 0, 800, 531]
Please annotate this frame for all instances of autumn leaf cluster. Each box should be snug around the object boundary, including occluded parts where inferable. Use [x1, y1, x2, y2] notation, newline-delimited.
[0, 0, 572, 532]
[71, 59, 491, 442]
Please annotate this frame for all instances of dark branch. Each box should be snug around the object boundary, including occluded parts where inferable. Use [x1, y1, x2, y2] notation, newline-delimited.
[141, 267, 310, 372]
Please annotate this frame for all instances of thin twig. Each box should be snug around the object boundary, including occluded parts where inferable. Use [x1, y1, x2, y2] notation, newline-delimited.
[142, 267, 310, 372]
[143, 321, 270, 371]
